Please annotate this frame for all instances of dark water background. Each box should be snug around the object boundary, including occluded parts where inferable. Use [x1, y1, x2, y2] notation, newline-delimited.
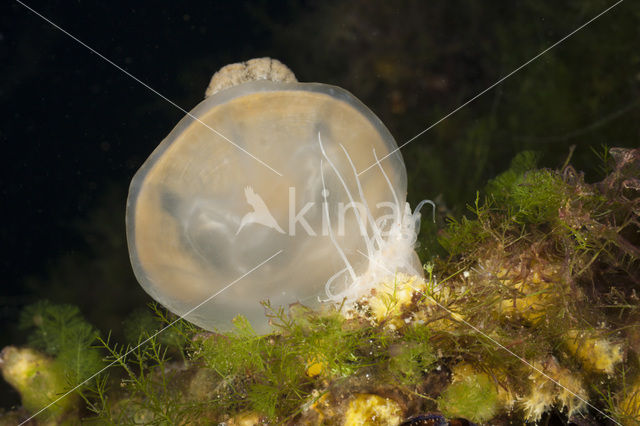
[1, 0, 638, 409]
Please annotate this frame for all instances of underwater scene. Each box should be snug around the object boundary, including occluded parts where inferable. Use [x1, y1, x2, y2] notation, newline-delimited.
[2, 1, 639, 424]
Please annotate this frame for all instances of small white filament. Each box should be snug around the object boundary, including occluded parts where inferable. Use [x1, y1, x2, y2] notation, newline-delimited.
[320, 158, 357, 284]
[318, 132, 375, 258]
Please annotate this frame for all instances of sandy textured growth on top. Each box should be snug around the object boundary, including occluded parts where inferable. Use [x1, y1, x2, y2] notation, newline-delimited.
[205, 58, 297, 97]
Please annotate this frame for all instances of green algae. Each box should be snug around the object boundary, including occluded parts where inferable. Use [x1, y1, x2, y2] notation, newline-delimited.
[18, 300, 104, 390]
[387, 323, 436, 386]
[437, 368, 499, 423]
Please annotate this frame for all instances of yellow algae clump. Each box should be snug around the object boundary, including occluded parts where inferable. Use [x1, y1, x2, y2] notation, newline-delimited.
[496, 269, 559, 325]
[364, 273, 425, 326]
[519, 357, 586, 422]
[344, 394, 403, 426]
[564, 330, 623, 375]
[227, 411, 263, 426]
[305, 357, 325, 378]
[617, 378, 640, 425]
[492, 369, 519, 411]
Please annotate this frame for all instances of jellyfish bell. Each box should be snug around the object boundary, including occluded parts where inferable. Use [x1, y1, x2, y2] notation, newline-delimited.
[126, 58, 426, 333]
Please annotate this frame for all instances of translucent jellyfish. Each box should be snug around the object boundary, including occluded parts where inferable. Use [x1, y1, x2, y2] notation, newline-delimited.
[126, 58, 428, 333]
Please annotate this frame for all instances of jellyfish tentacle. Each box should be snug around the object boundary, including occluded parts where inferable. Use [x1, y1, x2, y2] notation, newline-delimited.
[372, 148, 401, 225]
[412, 199, 436, 233]
[322, 266, 350, 302]
[412, 199, 436, 222]
[339, 143, 384, 250]
[317, 132, 374, 258]
[320, 158, 357, 283]
[318, 136, 427, 306]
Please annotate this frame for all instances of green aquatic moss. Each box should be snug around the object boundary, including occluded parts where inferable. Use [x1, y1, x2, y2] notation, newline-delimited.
[195, 314, 311, 419]
[485, 151, 568, 224]
[122, 304, 192, 357]
[507, 169, 567, 224]
[191, 304, 387, 421]
[388, 323, 436, 385]
[85, 310, 206, 425]
[438, 210, 487, 257]
[485, 150, 540, 199]
[18, 300, 103, 387]
[268, 303, 384, 378]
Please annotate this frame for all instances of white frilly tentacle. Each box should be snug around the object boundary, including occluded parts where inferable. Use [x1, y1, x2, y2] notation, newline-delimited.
[318, 132, 434, 304]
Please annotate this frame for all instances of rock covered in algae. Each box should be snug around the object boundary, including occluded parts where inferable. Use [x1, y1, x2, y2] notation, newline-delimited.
[0, 346, 78, 422]
[4, 149, 639, 424]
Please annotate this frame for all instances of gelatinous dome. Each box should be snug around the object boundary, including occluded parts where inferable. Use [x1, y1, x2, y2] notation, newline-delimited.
[126, 80, 407, 333]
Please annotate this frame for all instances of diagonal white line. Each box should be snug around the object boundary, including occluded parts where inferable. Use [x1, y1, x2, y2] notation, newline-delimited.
[355, 249, 621, 425]
[358, 0, 625, 176]
[15, 0, 283, 177]
[18, 249, 284, 426]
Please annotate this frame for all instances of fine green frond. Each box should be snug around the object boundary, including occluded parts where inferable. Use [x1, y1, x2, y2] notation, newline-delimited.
[18, 300, 104, 387]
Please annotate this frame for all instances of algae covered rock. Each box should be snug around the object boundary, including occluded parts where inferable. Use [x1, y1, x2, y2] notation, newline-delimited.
[0, 346, 78, 422]
[2, 148, 638, 424]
